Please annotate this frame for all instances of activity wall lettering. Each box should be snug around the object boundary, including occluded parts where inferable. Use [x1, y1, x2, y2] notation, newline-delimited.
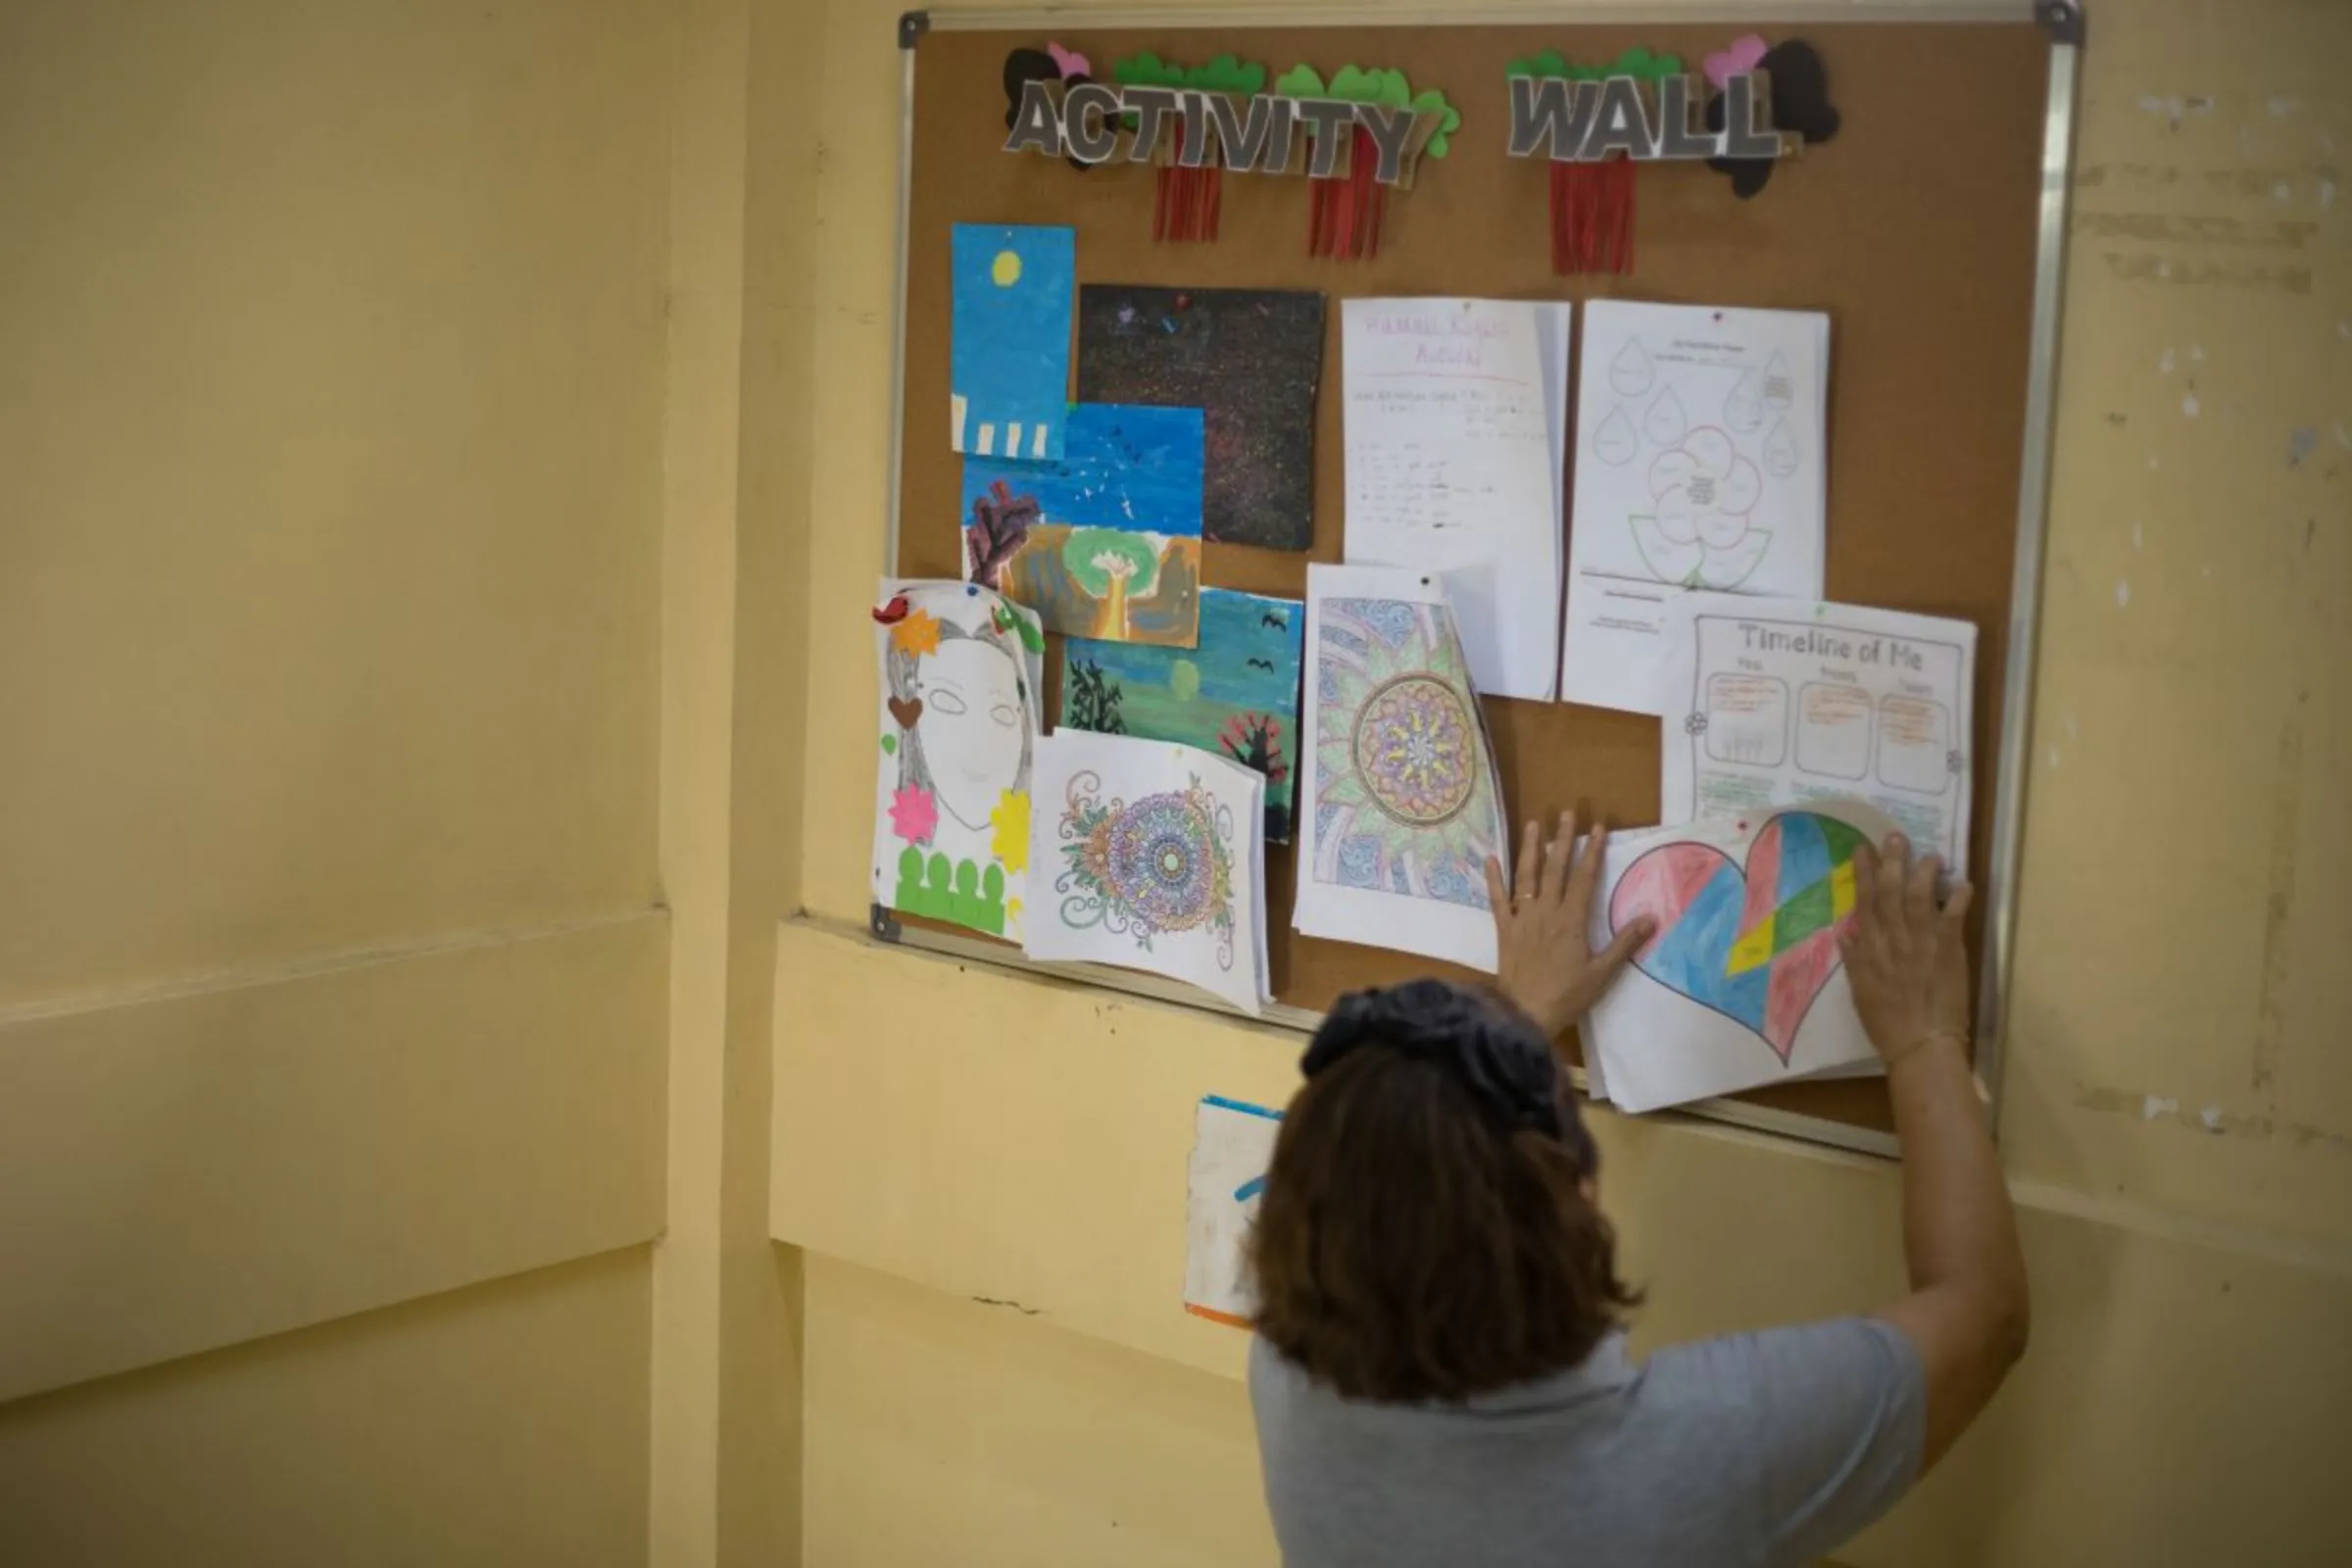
[997, 35, 1837, 271]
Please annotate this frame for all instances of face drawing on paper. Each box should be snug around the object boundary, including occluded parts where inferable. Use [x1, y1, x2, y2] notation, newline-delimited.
[888, 621, 1030, 836]
[1309, 598, 1501, 910]
[1054, 769, 1238, 970]
[1631, 427, 1771, 589]
[1606, 810, 1865, 1064]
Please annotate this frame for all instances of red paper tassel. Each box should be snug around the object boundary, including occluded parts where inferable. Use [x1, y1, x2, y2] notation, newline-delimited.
[1306, 126, 1386, 261]
[1152, 122, 1226, 245]
[1548, 158, 1638, 276]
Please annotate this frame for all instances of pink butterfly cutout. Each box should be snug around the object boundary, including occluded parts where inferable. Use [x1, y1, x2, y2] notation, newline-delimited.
[1703, 34, 1769, 90]
[1047, 42, 1090, 80]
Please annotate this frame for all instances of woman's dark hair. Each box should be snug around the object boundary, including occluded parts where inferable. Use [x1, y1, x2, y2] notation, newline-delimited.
[1248, 980, 1640, 1403]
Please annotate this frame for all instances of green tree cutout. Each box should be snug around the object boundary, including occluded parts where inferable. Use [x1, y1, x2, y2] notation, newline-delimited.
[1111, 50, 1188, 89]
[1274, 64, 1458, 158]
[1185, 53, 1265, 96]
[1506, 45, 1684, 83]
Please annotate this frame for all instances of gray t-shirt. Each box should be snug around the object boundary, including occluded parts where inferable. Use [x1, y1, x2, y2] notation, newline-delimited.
[1250, 1318, 1925, 1568]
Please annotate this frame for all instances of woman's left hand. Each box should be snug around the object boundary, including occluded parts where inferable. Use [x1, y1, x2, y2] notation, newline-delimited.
[1484, 810, 1653, 1041]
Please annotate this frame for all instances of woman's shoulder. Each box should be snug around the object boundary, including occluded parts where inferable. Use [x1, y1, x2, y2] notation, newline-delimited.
[1637, 1316, 1922, 1408]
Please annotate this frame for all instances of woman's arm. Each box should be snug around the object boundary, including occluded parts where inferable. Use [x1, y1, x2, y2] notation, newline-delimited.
[1843, 834, 2031, 1471]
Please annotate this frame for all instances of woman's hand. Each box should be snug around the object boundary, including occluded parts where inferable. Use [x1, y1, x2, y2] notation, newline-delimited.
[1485, 810, 1653, 1041]
[1841, 832, 1975, 1064]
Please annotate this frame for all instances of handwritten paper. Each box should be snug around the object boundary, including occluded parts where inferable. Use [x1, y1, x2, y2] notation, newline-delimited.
[1341, 298, 1568, 702]
[1561, 301, 1829, 713]
[1659, 596, 1977, 867]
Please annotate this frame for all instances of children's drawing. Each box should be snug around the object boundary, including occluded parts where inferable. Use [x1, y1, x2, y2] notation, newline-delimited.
[1560, 302, 1829, 714]
[1608, 810, 1866, 1063]
[962, 403, 1204, 647]
[951, 223, 1075, 460]
[1632, 426, 1771, 588]
[1076, 285, 1327, 552]
[1055, 771, 1237, 968]
[1025, 730, 1267, 1014]
[1310, 596, 1500, 909]
[870, 580, 1045, 941]
[1184, 1095, 1284, 1329]
[1659, 597, 1977, 870]
[1579, 805, 1888, 1114]
[1060, 589, 1305, 841]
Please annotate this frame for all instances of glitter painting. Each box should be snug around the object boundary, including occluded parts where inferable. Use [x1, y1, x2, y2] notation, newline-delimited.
[1076, 285, 1326, 552]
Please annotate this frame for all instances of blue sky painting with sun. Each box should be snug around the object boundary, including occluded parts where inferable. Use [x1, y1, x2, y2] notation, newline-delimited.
[950, 223, 1074, 462]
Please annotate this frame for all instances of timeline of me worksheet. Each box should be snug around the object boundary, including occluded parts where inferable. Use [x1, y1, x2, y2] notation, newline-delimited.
[1658, 596, 1977, 868]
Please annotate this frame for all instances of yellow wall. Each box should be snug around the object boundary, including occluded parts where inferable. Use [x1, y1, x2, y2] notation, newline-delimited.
[0, 0, 673, 1559]
[774, 2, 2352, 1565]
[5, 0, 2342, 1563]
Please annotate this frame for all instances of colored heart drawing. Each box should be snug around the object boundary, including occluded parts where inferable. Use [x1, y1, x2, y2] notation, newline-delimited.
[888, 696, 923, 730]
[1607, 811, 1866, 1063]
[1703, 33, 1769, 89]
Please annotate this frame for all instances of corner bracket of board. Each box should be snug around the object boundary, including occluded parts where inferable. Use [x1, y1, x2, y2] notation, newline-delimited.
[2034, 0, 2086, 46]
[869, 902, 904, 943]
[899, 8, 928, 49]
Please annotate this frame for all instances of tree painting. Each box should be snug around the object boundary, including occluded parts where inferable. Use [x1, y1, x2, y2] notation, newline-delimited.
[1062, 527, 1161, 640]
[962, 403, 1203, 649]
[1060, 588, 1304, 843]
[1064, 657, 1127, 735]
[1219, 711, 1286, 784]
[966, 478, 1039, 583]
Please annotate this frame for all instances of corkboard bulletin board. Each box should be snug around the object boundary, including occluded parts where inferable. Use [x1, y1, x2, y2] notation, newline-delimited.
[886, 12, 2071, 1146]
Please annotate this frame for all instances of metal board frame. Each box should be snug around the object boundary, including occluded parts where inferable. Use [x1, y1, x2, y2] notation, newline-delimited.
[874, 2, 2083, 1160]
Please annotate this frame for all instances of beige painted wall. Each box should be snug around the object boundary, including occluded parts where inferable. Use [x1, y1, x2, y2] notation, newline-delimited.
[774, 1, 2352, 1564]
[1, 0, 674, 1560]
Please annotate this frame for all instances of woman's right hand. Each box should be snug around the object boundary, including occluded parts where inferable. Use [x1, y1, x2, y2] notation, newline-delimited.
[1841, 833, 1974, 1062]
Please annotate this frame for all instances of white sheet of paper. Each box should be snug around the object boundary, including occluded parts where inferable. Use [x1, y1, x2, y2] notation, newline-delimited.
[1658, 595, 1977, 868]
[1581, 804, 1894, 1114]
[1341, 298, 1566, 702]
[1295, 564, 1509, 972]
[1561, 301, 1830, 713]
[1184, 1095, 1284, 1327]
[1024, 730, 1267, 1015]
[870, 578, 1046, 943]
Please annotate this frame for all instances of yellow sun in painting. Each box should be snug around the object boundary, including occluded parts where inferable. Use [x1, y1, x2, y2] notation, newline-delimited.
[990, 250, 1023, 286]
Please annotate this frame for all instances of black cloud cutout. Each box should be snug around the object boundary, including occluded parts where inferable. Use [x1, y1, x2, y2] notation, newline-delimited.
[1002, 48, 1094, 172]
[1705, 40, 1840, 199]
